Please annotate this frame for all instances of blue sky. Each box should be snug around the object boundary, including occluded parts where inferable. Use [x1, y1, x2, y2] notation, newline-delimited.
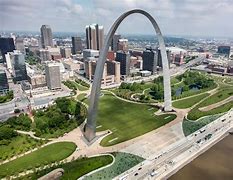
[1, 0, 233, 37]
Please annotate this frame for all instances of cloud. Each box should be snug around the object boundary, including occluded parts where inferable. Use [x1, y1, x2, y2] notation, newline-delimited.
[0, 0, 233, 37]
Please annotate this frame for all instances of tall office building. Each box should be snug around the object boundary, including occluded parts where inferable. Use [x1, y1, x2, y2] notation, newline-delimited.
[0, 70, 9, 95]
[217, 46, 231, 57]
[142, 47, 171, 74]
[45, 63, 61, 90]
[142, 48, 157, 74]
[9, 50, 27, 81]
[115, 51, 130, 76]
[0, 37, 15, 62]
[86, 24, 104, 50]
[15, 37, 25, 54]
[60, 47, 71, 58]
[72, 37, 82, 54]
[111, 34, 121, 52]
[40, 25, 53, 48]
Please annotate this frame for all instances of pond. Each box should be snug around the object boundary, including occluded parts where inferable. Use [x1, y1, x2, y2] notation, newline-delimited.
[175, 84, 200, 96]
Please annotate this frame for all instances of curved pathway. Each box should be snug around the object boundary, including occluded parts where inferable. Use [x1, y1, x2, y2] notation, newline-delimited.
[16, 130, 54, 141]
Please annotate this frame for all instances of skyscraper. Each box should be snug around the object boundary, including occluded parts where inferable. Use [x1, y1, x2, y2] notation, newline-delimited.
[0, 37, 15, 63]
[86, 24, 104, 50]
[45, 63, 61, 90]
[115, 51, 130, 76]
[142, 47, 157, 74]
[9, 50, 27, 81]
[142, 47, 171, 74]
[0, 70, 9, 95]
[72, 37, 82, 54]
[111, 34, 121, 52]
[40, 25, 53, 48]
[15, 37, 25, 54]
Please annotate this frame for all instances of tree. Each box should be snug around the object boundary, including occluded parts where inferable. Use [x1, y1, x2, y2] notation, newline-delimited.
[75, 102, 87, 125]
[0, 126, 17, 140]
[56, 98, 71, 114]
[183, 85, 189, 92]
[151, 84, 158, 92]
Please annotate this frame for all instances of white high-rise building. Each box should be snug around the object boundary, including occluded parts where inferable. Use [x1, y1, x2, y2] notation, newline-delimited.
[45, 63, 61, 90]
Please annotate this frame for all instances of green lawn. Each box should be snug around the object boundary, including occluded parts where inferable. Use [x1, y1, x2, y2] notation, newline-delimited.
[173, 93, 209, 109]
[0, 135, 47, 162]
[77, 93, 87, 102]
[85, 152, 144, 180]
[63, 80, 89, 91]
[198, 88, 233, 108]
[19, 155, 113, 180]
[0, 91, 13, 104]
[187, 101, 233, 120]
[0, 142, 76, 178]
[96, 94, 177, 146]
[183, 114, 224, 136]
[77, 84, 89, 91]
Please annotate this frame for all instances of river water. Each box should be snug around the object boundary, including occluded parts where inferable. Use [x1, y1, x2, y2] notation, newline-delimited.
[169, 135, 233, 180]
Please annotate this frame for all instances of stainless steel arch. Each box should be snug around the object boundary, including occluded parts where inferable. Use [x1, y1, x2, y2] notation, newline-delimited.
[84, 9, 172, 142]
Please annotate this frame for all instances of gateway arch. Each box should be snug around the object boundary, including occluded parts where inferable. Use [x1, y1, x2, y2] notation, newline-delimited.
[84, 9, 172, 142]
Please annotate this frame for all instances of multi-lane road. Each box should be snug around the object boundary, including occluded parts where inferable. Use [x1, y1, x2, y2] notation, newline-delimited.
[114, 110, 233, 180]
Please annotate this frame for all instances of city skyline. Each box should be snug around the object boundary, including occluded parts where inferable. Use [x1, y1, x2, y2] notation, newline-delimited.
[1, 0, 233, 37]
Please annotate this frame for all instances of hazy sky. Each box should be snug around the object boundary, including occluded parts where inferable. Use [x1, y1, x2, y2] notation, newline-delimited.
[1, 0, 233, 37]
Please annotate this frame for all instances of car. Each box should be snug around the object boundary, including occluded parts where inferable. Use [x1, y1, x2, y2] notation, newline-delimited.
[150, 170, 158, 177]
[138, 167, 142, 170]
[134, 173, 138, 176]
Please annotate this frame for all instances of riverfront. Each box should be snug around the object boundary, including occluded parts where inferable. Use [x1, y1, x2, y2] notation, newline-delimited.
[170, 135, 233, 180]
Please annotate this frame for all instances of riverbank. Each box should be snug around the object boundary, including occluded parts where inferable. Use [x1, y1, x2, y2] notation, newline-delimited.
[169, 134, 233, 180]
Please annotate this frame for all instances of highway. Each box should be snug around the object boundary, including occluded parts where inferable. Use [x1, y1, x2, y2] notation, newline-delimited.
[114, 110, 233, 180]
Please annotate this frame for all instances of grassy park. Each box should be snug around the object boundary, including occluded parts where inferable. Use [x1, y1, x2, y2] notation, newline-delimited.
[173, 93, 209, 109]
[20, 155, 113, 180]
[63, 80, 89, 92]
[96, 93, 176, 146]
[0, 142, 76, 178]
[0, 135, 46, 162]
[33, 97, 87, 138]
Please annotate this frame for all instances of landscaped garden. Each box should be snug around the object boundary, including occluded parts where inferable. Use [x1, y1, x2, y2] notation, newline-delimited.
[0, 90, 14, 103]
[112, 71, 216, 103]
[85, 152, 144, 180]
[0, 142, 76, 178]
[0, 134, 46, 162]
[63, 80, 89, 92]
[18, 155, 113, 180]
[182, 114, 224, 136]
[96, 93, 176, 146]
[33, 97, 87, 138]
[0, 114, 48, 162]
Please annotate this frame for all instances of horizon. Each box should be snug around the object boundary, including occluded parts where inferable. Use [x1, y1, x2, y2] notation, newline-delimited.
[1, 30, 233, 40]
